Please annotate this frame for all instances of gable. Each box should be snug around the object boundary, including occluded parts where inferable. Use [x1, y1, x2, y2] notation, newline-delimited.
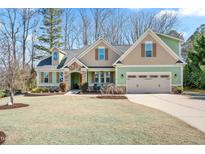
[121, 33, 177, 65]
[79, 41, 120, 67]
[157, 34, 180, 56]
[51, 47, 66, 66]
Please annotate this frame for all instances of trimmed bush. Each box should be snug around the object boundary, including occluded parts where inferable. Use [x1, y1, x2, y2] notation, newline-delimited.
[0, 90, 6, 98]
[59, 82, 67, 92]
[31, 87, 49, 93]
[80, 82, 88, 93]
[173, 86, 183, 94]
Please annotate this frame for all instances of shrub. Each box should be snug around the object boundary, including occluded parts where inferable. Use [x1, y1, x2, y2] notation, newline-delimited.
[31, 87, 49, 93]
[0, 90, 6, 98]
[31, 87, 41, 93]
[80, 82, 88, 93]
[59, 82, 67, 92]
[42, 88, 49, 93]
[173, 86, 183, 94]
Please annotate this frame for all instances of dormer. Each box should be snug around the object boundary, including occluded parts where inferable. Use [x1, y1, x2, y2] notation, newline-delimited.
[50, 47, 66, 66]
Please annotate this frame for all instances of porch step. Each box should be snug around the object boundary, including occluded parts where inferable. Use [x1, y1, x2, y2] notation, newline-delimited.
[65, 89, 81, 95]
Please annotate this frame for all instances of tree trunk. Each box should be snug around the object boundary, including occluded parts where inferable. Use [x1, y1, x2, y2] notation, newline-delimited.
[8, 87, 14, 105]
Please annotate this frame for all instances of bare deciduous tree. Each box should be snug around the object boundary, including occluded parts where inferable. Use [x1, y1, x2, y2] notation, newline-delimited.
[0, 9, 20, 62]
[79, 9, 91, 46]
[124, 10, 178, 44]
[20, 8, 38, 68]
[0, 34, 20, 105]
[90, 8, 112, 40]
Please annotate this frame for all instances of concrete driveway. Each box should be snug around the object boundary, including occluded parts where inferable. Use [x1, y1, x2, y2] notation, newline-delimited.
[126, 94, 205, 133]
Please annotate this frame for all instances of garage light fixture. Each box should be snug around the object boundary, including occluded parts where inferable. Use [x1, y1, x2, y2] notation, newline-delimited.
[174, 73, 177, 77]
[121, 74, 124, 78]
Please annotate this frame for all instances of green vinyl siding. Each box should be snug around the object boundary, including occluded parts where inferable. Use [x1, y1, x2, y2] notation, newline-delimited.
[88, 72, 93, 84]
[116, 66, 182, 85]
[157, 34, 180, 56]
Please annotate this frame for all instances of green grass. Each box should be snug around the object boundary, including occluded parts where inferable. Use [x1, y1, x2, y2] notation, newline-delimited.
[184, 87, 205, 94]
[1, 95, 205, 144]
[0, 90, 6, 98]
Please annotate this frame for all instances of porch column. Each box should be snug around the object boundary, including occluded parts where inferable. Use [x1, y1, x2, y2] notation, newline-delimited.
[64, 71, 70, 90]
[81, 71, 87, 84]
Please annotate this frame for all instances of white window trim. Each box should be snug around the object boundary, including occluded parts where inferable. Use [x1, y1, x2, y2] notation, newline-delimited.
[94, 72, 112, 84]
[98, 47, 105, 60]
[43, 72, 49, 83]
[53, 51, 58, 61]
[144, 41, 153, 58]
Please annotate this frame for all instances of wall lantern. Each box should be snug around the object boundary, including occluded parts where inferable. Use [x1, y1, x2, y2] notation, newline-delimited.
[174, 73, 177, 77]
[121, 74, 124, 78]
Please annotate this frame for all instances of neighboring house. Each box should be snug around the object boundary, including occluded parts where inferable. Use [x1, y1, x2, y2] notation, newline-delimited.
[36, 29, 185, 93]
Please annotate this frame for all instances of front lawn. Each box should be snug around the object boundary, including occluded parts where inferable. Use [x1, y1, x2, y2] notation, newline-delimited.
[0, 95, 205, 144]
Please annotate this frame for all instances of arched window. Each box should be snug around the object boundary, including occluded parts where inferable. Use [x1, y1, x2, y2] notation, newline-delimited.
[53, 52, 58, 60]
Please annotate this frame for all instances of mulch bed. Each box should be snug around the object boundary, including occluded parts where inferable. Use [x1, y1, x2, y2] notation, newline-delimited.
[0, 103, 29, 110]
[0, 131, 6, 144]
[24, 92, 66, 97]
[96, 95, 127, 99]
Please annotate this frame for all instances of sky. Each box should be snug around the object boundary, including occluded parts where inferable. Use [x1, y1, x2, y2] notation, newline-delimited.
[134, 8, 205, 40]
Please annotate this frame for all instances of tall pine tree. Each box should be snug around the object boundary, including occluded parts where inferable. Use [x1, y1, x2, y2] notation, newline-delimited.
[184, 34, 205, 89]
[35, 8, 63, 54]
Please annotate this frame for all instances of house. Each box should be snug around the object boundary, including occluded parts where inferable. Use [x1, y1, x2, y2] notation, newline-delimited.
[36, 29, 185, 93]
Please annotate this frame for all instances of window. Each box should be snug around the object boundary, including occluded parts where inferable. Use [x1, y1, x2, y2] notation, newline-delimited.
[60, 72, 64, 82]
[106, 72, 111, 82]
[94, 72, 112, 83]
[145, 42, 153, 57]
[100, 72, 104, 83]
[53, 52, 58, 60]
[95, 72, 99, 83]
[139, 75, 147, 78]
[44, 72, 49, 83]
[160, 75, 169, 78]
[98, 48, 105, 60]
[128, 75, 136, 78]
[150, 75, 158, 78]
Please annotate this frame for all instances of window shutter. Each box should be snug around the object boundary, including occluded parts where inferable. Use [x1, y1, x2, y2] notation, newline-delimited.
[141, 43, 145, 57]
[110, 72, 114, 83]
[92, 72, 95, 82]
[40, 72, 44, 83]
[56, 72, 60, 83]
[95, 48, 98, 60]
[153, 43, 157, 57]
[49, 72, 52, 83]
[105, 48, 108, 60]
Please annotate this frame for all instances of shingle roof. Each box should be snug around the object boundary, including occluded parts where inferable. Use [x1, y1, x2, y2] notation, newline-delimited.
[113, 45, 131, 53]
[37, 44, 130, 68]
[37, 56, 52, 66]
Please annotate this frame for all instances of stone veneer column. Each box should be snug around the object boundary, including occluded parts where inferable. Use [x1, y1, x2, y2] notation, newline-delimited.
[81, 71, 87, 84]
[64, 71, 70, 90]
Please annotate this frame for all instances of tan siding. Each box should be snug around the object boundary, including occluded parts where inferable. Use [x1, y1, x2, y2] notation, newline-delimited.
[122, 34, 176, 65]
[80, 42, 120, 66]
[52, 50, 64, 65]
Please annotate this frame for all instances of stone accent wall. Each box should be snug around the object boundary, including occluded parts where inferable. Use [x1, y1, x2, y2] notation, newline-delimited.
[64, 71, 70, 90]
[81, 71, 87, 84]
[63, 62, 88, 90]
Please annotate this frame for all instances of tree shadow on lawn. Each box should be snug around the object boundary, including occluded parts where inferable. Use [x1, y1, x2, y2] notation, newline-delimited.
[0, 103, 29, 110]
[185, 93, 205, 101]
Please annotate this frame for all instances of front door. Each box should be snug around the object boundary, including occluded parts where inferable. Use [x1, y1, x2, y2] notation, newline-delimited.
[71, 72, 82, 89]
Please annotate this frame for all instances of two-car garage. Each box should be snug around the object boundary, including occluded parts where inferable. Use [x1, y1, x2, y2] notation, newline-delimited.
[126, 72, 171, 93]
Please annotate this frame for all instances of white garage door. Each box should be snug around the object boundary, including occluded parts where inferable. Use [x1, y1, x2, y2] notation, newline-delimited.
[126, 72, 171, 93]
